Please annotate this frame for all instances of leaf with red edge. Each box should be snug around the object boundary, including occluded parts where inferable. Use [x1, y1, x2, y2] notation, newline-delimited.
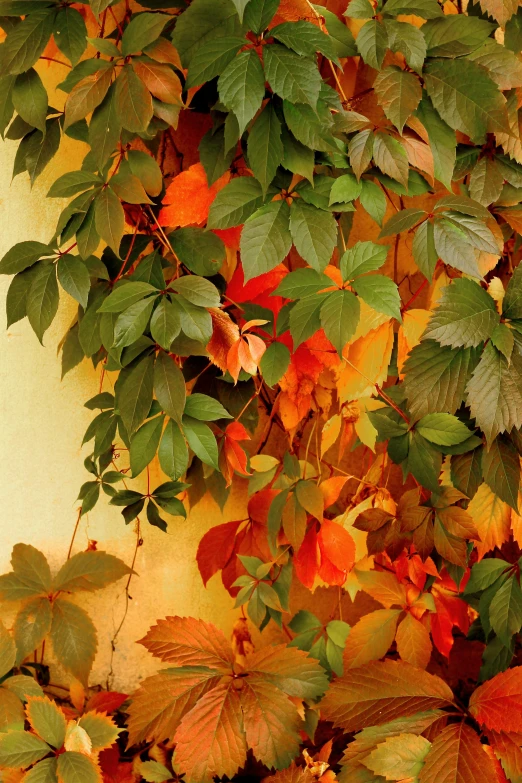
[321, 659, 454, 733]
[173, 679, 247, 783]
[85, 692, 128, 715]
[418, 722, 498, 783]
[489, 730, 522, 783]
[207, 309, 241, 373]
[137, 616, 234, 671]
[158, 163, 230, 228]
[469, 667, 522, 732]
[196, 520, 243, 586]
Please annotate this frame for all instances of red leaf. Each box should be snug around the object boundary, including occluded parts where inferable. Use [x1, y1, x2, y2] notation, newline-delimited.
[418, 722, 498, 783]
[469, 667, 522, 732]
[85, 691, 128, 714]
[158, 162, 230, 227]
[196, 520, 243, 586]
[318, 519, 355, 578]
[294, 525, 320, 589]
[212, 226, 243, 249]
[225, 422, 250, 441]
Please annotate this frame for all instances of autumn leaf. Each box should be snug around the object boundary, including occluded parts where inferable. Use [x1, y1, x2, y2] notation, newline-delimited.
[419, 722, 499, 783]
[469, 667, 522, 733]
[158, 163, 230, 228]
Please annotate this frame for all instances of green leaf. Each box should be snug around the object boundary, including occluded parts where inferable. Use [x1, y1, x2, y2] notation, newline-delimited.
[94, 187, 125, 256]
[99, 282, 158, 313]
[383, 0, 443, 16]
[6, 266, 38, 328]
[423, 15, 493, 58]
[320, 290, 360, 355]
[110, 164, 153, 205]
[0, 730, 51, 769]
[432, 218, 480, 279]
[364, 734, 431, 780]
[186, 36, 244, 88]
[403, 340, 477, 420]
[466, 343, 522, 444]
[121, 12, 169, 56]
[1, 10, 56, 75]
[170, 276, 220, 308]
[158, 418, 188, 480]
[319, 6, 357, 58]
[412, 219, 437, 281]
[48, 171, 100, 199]
[244, 0, 279, 33]
[283, 100, 338, 153]
[289, 200, 337, 272]
[0, 620, 16, 679]
[184, 394, 232, 421]
[57, 751, 101, 783]
[289, 294, 327, 348]
[12, 68, 47, 132]
[0, 240, 51, 276]
[359, 180, 387, 226]
[465, 558, 511, 593]
[170, 227, 225, 277]
[113, 297, 155, 348]
[150, 297, 181, 350]
[406, 431, 442, 493]
[247, 102, 283, 195]
[128, 150, 162, 197]
[469, 157, 504, 207]
[115, 63, 153, 132]
[26, 696, 66, 749]
[16, 756, 57, 782]
[154, 351, 186, 424]
[78, 712, 119, 751]
[116, 352, 155, 435]
[207, 176, 265, 229]
[372, 132, 409, 188]
[27, 263, 59, 344]
[140, 760, 172, 783]
[54, 551, 131, 592]
[199, 126, 236, 185]
[271, 21, 338, 61]
[218, 49, 265, 135]
[490, 323, 514, 362]
[424, 59, 510, 143]
[182, 415, 219, 469]
[171, 0, 243, 68]
[274, 268, 331, 299]
[175, 296, 212, 343]
[130, 417, 164, 477]
[416, 413, 473, 446]
[264, 43, 322, 108]
[352, 275, 401, 321]
[88, 84, 121, 170]
[64, 63, 113, 128]
[57, 254, 90, 309]
[423, 278, 499, 349]
[240, 201, 292, 282]
[450, 447, 483, 500]
[54, 7, 87, 66]
[385, 20, 426, 73]
[502, 263, 522, 320]
[379, 208, 426, 239]
[259, 341, 290, 387]
[482, 435, 520, 511]
[356, 19, 388, 70]
[50, 598, 96, 685]
[13, 597, 53, 664]
[374, 66, 422, 134]
[489, 576, 522, 647]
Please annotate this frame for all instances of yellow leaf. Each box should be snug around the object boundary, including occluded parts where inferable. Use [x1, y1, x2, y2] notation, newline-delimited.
[64, 721, 93, 755]
[468, 483, 511, 560]
[321, 414, 342, 457]
[337, 322, 394, 403]
[397, 309, 431, 376]
[511, 491, 522, 547]
[250, 455, 279, 472]
[344, 609, 401, 669]
[350, 299, 390, 343]
[354, 398, 385, 452]
[487, 276, 505, 311]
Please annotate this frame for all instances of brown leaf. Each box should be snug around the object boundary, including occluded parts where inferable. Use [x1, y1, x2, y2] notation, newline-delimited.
[138, 616, 234, 671]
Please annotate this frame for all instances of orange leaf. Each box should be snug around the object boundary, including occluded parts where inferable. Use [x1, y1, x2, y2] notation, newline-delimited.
[318, 519, 355, 575]
[319, 476, 348, 508]
[395, 612, 432, 669]
[469, 667, 522, 733]
[138, 616, 234, 670]
[294, 525, 320, 589]
[158, 162, 230, 227]
[343, 609, 401, 669]
[418, 723, 499, 783]
[85, 691, 128, 715]
[467, 484, 511, 560]
[272, 0, 322, 25]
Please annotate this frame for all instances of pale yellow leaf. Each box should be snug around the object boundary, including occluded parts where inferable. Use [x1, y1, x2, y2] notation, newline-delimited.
[397, 309, 431, 376]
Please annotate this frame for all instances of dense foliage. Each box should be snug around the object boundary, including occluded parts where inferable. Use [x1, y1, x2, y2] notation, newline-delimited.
[2, 0, 522, 779]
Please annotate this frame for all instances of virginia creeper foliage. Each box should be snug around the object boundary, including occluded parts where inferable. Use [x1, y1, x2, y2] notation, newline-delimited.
[2, 0, 522, 778]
